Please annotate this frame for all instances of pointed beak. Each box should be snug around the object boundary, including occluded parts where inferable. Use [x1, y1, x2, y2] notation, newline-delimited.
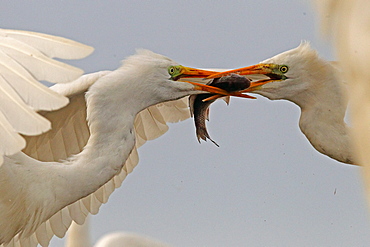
[172, 64, 276, 101]
[207, 64, 277, 78]
[171, 66, 236, 96]
[206, 63, 287, 92]
[184, 80, 256, 99]
[173, 65, 267, 99]
[178, 66, 219, 79]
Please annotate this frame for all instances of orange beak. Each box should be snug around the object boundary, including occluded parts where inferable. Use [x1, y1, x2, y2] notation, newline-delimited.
[175, 64, 287, 101]
[174, 66, 255, 99]
[184, 80, 256, 99]
[206, 63, 287, 93]
[179, 66, 219, 79]
[207, 64, 277, 79]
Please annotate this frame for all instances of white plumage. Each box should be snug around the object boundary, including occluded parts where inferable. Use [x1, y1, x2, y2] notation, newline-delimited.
[0, 29, 219, 247]
[0, 29, 93, 165]
[213, 42, 354, 164]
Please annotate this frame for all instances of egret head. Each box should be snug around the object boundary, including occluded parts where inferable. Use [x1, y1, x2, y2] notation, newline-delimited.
[207, 42, 332, 103]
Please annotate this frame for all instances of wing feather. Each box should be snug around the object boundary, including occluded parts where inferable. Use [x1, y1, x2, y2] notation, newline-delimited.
[60, 117, 81, 158]
[0, 73, 51, 134]
[49, 211, 68, 238]
[0, 29, 94, 60]
[113, 169, 127, 189]
[18, 235, 37, 247]
[22, 93, 89, 162]
[0, 111, 25, 157]
[90, 195, 103, 215]
[103, 179, 116, 203]
[156, 97, 191, 123]
[68, 201, 88, 225]
[134, 113, 147, 146]
[140, 107, 169, 141]
[125, 144, 139, 174]
[95, 179, 116, 205]
[0, 29, 93, 165]
[0, 49, 68, 111]
[81, 196, 93, 218]
[35, 222, 51, 247]
[94, 185, 105, 204]
[0, 36, 86, 83]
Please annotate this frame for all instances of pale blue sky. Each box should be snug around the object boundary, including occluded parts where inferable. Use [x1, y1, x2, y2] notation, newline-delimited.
[2, 1, 370, 246]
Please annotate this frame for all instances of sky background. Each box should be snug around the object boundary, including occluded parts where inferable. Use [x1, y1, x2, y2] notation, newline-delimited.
[2, 1, 370, 246]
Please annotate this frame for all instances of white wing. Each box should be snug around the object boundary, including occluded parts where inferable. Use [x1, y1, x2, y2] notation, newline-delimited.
[4, 72, 191, 246]
[0, 28, 93, 165]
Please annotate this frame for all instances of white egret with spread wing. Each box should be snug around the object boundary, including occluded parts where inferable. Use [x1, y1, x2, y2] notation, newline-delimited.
[0, 29, 233, 246]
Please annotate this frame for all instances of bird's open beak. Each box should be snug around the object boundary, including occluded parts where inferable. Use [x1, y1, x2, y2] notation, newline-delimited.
[173, 66, 252, 97]
[206, 63, 287, 92]
[184, 80, 255, 99]
[178, 66, 218, 79]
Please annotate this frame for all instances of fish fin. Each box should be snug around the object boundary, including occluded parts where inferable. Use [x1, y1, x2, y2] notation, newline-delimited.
[223, 96, 230, 105]
[189, 95, 196, 117]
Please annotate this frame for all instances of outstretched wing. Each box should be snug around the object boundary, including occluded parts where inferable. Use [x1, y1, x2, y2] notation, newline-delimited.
[9, 71, 191, 246]
[0, 28, 93, 165]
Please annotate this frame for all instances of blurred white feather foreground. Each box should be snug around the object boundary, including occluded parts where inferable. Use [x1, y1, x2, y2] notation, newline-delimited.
[0, 29, 214, 247]
[66, 220, 172, 247]
[315, 0, 370, 204]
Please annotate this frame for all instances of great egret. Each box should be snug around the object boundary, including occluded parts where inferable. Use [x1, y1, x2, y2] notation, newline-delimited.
[0, 29, 235, 246]
[66, 220, 172, 247]
[209, 42, 355, 164]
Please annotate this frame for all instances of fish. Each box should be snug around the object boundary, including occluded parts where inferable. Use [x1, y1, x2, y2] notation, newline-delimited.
[190, 73, 251, 146]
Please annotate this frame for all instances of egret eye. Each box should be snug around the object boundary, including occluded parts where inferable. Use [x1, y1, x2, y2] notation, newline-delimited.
[279, 65, 289, 73]
[168, 66, 183, 80]
[168, 66, 175, 75]
[168, 66, 176, 75]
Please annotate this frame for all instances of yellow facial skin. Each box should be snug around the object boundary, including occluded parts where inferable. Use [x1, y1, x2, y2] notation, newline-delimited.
[168, 65, 218, 81]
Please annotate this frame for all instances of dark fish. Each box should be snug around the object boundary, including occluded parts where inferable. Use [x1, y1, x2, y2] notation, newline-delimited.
[189, 93, 219, 146]
[190, 74, 251, 146]
[208, 73, 251, 92]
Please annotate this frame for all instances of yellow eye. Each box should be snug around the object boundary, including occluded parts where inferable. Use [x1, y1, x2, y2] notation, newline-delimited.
[279, 65, 289, 73]
[168, 66, 175, 75]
